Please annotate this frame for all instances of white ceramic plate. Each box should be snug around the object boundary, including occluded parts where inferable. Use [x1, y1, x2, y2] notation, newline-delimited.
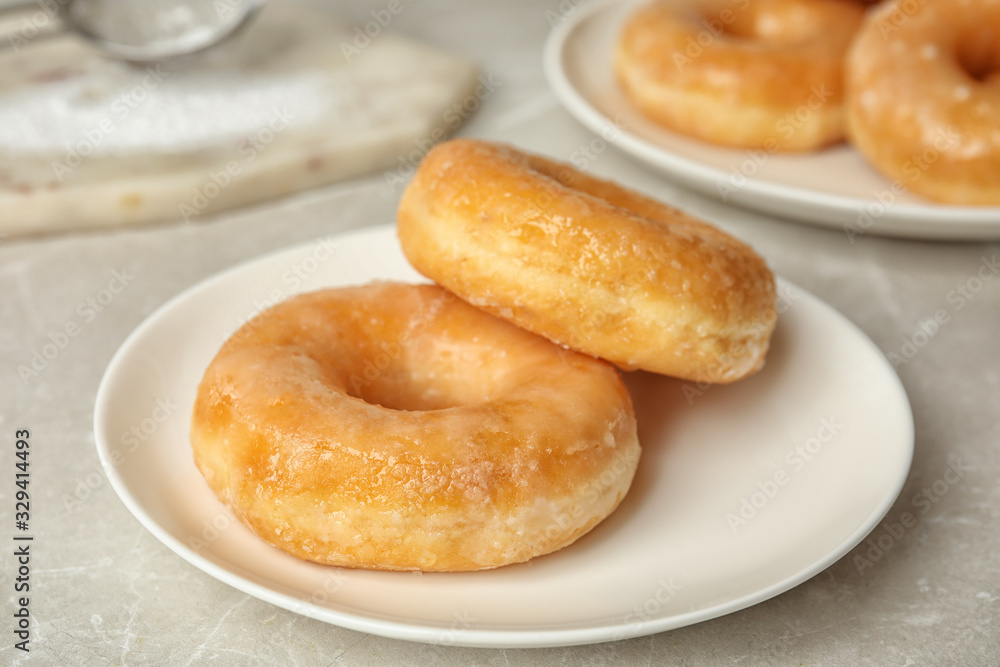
[94, 224, 913, 648]
[544, 0, 1000, 240]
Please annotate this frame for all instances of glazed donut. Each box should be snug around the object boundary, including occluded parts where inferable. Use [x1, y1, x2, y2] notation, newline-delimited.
[615, 0, 866, 151]
[397, 139, 777, 384]
[191, 282, 639, 572]
[846, 0, 1000, 205]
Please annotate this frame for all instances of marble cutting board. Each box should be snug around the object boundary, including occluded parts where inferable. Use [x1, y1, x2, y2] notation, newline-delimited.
[0, 0, 480, 236]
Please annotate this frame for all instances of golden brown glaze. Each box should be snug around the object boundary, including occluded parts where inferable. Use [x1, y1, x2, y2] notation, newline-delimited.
[846, 0, 1000, 205]
[191, 282, 640, 572]
[397, 139, 777, 383]
[615, 0, 865, 151]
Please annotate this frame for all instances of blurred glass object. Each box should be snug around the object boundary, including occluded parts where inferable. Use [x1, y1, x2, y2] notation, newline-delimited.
[0, 0, 265, 62]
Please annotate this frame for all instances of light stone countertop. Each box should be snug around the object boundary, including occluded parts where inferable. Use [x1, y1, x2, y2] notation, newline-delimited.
[3, 1, 999, 665]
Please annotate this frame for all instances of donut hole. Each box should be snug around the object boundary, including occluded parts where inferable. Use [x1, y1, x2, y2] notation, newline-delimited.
[348, 371, 463, 412]
[955, 28, 1000, 83]
[344, 335, 518, 412]
[693, 6, 747, 39]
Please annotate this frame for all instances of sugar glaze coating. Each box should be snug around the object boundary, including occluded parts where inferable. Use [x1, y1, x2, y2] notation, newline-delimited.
[615, 0, 865, 151]
[398, 139, 777, 383]
[191, 282, 640, 571]
[846, 0, 1000, 204]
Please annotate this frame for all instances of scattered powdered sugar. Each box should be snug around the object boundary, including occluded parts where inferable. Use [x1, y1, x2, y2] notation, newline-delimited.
[953, 85, 972, 102]
[920, 43, 939, 60]
[0, 66, 343, 155]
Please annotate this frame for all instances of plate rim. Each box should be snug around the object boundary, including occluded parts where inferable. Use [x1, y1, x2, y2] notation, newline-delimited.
[542, 0, 1000, 241]
[94, 224, 914, 648]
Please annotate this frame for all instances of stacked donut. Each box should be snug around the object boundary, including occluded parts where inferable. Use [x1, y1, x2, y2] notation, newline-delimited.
[615, 0, 1000, 205]
[191, 139, 777, 572]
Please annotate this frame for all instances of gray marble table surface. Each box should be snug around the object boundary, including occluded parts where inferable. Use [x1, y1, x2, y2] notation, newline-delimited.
[3, 0, 998, 664]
